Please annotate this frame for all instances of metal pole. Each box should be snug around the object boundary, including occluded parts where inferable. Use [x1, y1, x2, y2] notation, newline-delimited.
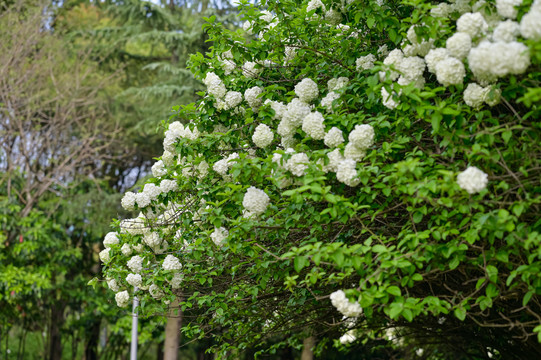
[130, 287, 139, 360]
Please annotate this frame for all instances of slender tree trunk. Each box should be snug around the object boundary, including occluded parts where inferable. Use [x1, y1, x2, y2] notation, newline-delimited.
[163, 300, 183, 360]
[48, 304, 65, 360]
[300, 336, 315, 360]
[83, 319, 100, 360]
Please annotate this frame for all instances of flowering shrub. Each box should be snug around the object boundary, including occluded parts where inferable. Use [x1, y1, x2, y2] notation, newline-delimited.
[101, 0, 541, 357]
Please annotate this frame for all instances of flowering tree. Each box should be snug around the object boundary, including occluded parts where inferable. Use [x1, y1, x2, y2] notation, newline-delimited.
[101, 0, 541, 358]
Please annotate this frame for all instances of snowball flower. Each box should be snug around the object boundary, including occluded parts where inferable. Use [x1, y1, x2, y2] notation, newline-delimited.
[356, 54, 376, 70]
[320, 92, 341, 112]
[344, 143, 366, 162]
[496, 0, 523, 19]
[252, 124, 274, 148]
[425, 48, 450, 74]
[143, 232, 161, 248]
[224, 91, 243, 109]
[520, 6, 541, 40]
[99, 248, 111, 263]
[242, 61, 261, 78]
[324, 127, 344, 148]
[431, 3, 452, 17]
[340, 330, 357, 344]
[134, 192, 150, 209]
[349, 124, 375, 150]
[435, 57, 466, 86]
[336, 159, 360, 187]
[295, 78, 319, 103]
[160, 179, 178, 193]
[286, 153, 310, 176]
[149, 284, 164, 300]
[121, 243, 133, 256]
[320, 148, 345, 173]
[307, 0, 325, 12]
[457, 166, 489, 194]
[107, 279, 119, 292]
[115, 291, 130, 307]
[121, 192, 137, 211]
[327, 77, 349, 91]
[493, 20, 520, 42]
[169, 273, 183, 289]
[282, 98, 311, 126]
[127, 255, 144, 273]
[245, 86, 264, 109]
[325, 9, 342, 25]
[446, 32, 472, 60]
[163, 255, 182, 270]
[464, 83, 486, 108]
[151, 160, 166, 177]
[456, 12, 488, 38]
[330, 290, 363, 317]
[264, 100, 287, 120]
[203, 72, 226, 99]
[211, 227, 229, 246]
[381, 87, 399, 109]
[302, 112, 326, 140]
[398, 56, 425, 83]
[103, 232, 119, 248]
[382, 49, 404, 81]
[468, 41, 530, 82]
[242, 186, 270, 217]
[126, 273, 142, 287]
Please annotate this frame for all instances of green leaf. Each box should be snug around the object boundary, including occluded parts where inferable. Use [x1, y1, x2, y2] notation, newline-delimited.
[294, 256, 308, 272]
[386, 286, 401, 296]
[454, 307, 466, 321]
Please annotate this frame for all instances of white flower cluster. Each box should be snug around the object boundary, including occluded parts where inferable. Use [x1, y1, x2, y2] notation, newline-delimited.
[203, 72, 226, 99]
[496, 0, 523, 19]
[169, 273, 183, 289]
[347, 124, 374, 156]
[468, 41, 530, 83]
[339, 330, 357, 344]
[152, 160, 166, 177]
[404, 25, 433, 57]
[493, 20, 520, 42]
[126, 273, 142, 287]
[356, 54, 376, 71]
[213, 153, 239, 177]
[302, 112, 325, 140]
[163, 255, 182, 270]
[127, 255, 144, 273]
[328, 77, 349, 92]
[457, 166, 489, 194]
[252, 124, 274, 148]
[286, 152, 310, 177]
[99, 248, 110, 263]
[121, 243, 132, 256]
[330, 290, 363, 318]
[294, 78, 319, 103]
[242, 186, 270, 217]
[115, 290, 130, 307]
[224, 91, 243, 110]
[520, 0, 541, 40]
[245, 86, 263, 109]
[464, 83, 501, 108]
[324, 127, 344, 148]
[336, 159, 360, 187]
[149, 284, 164, 300]
[211, 227, 229, 246]
[103, 232, 119, 248]
[321, 91, 341, 112]
[107, 278, 119, 292]
[242, 61, 262, 78]
[264, 99, 287, 119]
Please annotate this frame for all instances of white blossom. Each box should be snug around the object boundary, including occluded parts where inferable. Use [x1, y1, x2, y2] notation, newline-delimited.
[464, 83, 486, 108]
[431, 3, 452, 17]
[307, 0, 325, 12]
[456, 12, 488, 38]
[446, 32, 472, 60]
[121, 243, 133, 256]
[340, 330, 357, 344]
[245, 86, 264, 109]
[115, 291, 130, 307]
[468, 41, 530, 83]
[126, 273, 142, 287]
[203, 72, 226, 99]
[264, 100, 287, 120]
[344, 143, 366, 162]
[160, 179, 178, 193]
[320, 92, 341, 112]
[163, 255, 182, 270]
[381, 87, 399, 109]
[242, 186, 270, 217]
[286, 153, 310, 176]
[224, 91, 243, 109]
[107, 279, 120, 292]
[496, 0, 523, 19]
[143, 183, 161, 200]
[302, 112, 326, 140]
[356, 54, 376, 71]
[336, 159, 360, 187]
[211, 227, 229, 246]
[127, 255, 144, 273]
[152, 160, 166, 177]
[493, 20, 520, 42]
[520, 5, 541, 40]
[327, 77, 349, 92]
[330, 290, 363, 317]
[169, 273, 183, 289]
[242, 61, 262, 78]
[325, 9, 342, 25]
[99, 248, 111, 263]
[295, 78, 319, 103]
[435, 57, 466, 86]
[324, 127, 344, 148]
[149, 284, 164, 300]
[282, 98, 311, 127]
[457, 166, 489, 194]
[349, 124, 375, 150]
[425, 48, 450, 74]
[121, 192, 137, 211]
[252, 124, 274, 148]
[103, 232, 119, 248]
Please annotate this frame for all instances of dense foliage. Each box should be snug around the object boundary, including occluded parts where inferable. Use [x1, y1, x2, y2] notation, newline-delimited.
[95, 0, 541, 358]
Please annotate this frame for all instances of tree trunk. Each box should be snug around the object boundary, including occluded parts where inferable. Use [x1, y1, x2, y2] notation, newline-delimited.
[163, 300, 183, 360]
[300, 336, 315, 360]
[83, 319, 100, 360]
[48, 304, 65, 360]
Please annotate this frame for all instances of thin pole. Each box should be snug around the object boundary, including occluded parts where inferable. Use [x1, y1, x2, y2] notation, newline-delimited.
[130, 287, 139, 360]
